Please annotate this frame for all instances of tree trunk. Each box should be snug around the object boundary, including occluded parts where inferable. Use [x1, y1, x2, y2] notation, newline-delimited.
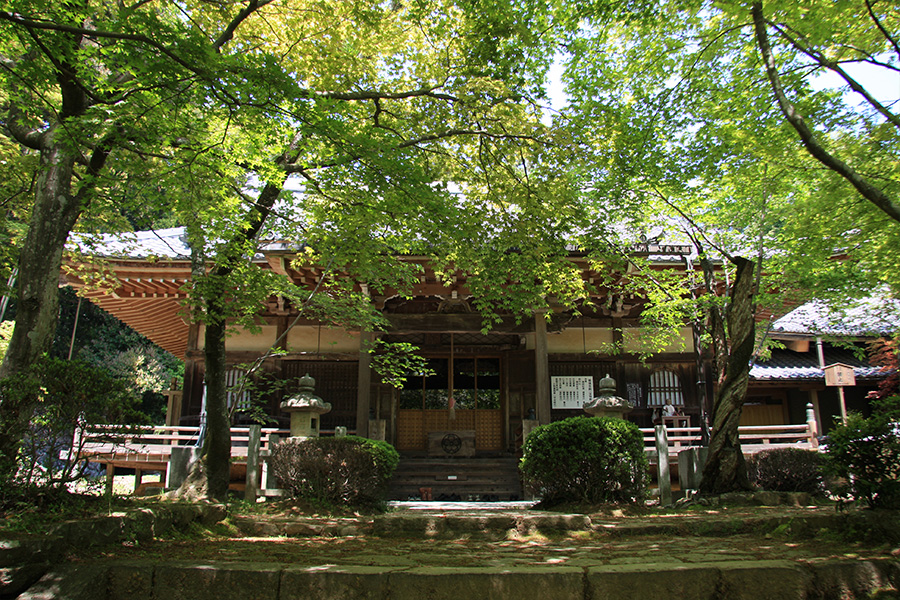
[171, 181, 284, 501]
[700, 256, 757, 495]
[0, 138, 83, 477]
[203, 313, 232, 501]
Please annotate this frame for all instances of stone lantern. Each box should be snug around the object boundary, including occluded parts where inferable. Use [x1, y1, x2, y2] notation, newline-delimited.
[583, 374, 633, 419]
[280, 373, 332, 439]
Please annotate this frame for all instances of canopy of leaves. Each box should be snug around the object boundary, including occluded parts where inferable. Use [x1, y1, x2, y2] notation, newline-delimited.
[559, 0, 900, 303]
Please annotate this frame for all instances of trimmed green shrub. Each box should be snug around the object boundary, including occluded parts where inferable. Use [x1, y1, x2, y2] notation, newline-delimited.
[823, 397, 900, 509]
[746, 447, 826, 493]
[343, 435, 400, 480]
[519, 416, 647, 506]
[269, 435, 399, 507]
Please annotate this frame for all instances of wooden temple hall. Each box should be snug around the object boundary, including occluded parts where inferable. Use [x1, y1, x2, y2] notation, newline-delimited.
[64, 228, 708, 458]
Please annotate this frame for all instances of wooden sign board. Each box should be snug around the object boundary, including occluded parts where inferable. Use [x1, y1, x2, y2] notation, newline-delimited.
[824, 363, 856, 387]
[630, 243, 693, 256]
[551, 376, 594, 409]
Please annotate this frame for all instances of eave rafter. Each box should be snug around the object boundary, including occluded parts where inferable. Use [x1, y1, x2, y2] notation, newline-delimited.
[61, 258, 194, 357]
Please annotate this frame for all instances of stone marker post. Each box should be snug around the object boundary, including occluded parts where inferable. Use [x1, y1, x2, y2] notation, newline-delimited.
[245, 424, 262, 502]
[261, 433, 280, 492]
[806, 403, 819, 449]
[655, 425, 672, 507]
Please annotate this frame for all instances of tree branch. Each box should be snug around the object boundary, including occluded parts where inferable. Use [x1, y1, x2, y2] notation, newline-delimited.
[72, 128, 120, 208]
[864, 0, 900, 61]
[769, 19, 900, 131]
[213, 0, 278, 51]
[282, 129, 542, 174]
[0, 11, 204, 77]
[751, 1, 900, 224]
[647, 186, 735, 263]
[314, 87, 458, 103]
[3, 105, 44, 150]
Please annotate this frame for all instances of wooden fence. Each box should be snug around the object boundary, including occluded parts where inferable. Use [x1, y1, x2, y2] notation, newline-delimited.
[69, 424, 290, 495]
[68, 409, 819, 499]
[639, 423, 818, 462]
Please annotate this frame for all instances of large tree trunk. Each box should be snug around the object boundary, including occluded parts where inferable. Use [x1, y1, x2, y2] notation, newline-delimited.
[0, 137, 83, 477]
[203, 312, 232, 500]
[700, 256, 757, 495]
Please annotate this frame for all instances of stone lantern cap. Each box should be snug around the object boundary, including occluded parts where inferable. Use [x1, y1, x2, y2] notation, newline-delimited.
[280, 373, 332, 414]
[583, 373, 633, 417]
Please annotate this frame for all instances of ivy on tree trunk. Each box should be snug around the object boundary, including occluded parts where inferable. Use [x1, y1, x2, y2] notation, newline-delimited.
[700, 256, 757, 494]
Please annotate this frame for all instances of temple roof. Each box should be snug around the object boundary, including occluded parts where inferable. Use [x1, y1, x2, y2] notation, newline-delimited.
[771, 297, 900, 338]
[72, 227, 192, 259]
[750, 345, 885, 382]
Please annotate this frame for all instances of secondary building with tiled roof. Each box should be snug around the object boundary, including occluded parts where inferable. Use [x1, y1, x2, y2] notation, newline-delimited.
[746, 299, 897, 433]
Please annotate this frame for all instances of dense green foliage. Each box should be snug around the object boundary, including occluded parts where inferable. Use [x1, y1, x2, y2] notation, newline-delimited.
[519, 416, 647, 506]
[0, 0, 572, 495]
[0, 357, 146, 488]
[823, 397, 900, 509]
[269, 436, 400, 508]
[746, 448, 827, 494]
[557, 0, 900, 494]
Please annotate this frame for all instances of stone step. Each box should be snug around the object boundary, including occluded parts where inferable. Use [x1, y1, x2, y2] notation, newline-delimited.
[21, 558, 900, 600]
[388, 457, 523, 500]
[10, 503, 900, 599]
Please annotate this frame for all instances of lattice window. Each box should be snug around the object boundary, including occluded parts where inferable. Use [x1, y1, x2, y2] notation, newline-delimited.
[225, 368, 252, 412]
[281, 361, 358, 429]
[647, 370, 684, 407]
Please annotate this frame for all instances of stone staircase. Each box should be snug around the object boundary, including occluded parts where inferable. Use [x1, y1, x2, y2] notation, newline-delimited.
[388, 456, 524, 501]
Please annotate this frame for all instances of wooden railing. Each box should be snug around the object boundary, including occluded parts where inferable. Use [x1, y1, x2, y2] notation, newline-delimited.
[70, 419, 819, 497]
[73, 424, 289, 459]
[639, 423, 817, 461]
[68, 424, 290, 494]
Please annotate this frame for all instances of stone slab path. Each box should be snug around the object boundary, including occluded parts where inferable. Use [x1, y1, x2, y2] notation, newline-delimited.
[7, 502, 900, 599]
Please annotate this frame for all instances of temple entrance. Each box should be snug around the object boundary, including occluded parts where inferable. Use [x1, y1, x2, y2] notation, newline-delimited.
[395, 356, 504, 451]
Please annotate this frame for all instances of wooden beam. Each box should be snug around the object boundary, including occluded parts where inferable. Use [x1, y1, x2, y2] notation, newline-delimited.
[385, 313, 527, 334]
[535, 311, 551, 425]
[356, 330, 373, 438]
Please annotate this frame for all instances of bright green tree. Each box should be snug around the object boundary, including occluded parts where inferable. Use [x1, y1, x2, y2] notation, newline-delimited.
[3, 0, 575, 498]
[165, 2, 577, 497]
[556, 0, 900, 493]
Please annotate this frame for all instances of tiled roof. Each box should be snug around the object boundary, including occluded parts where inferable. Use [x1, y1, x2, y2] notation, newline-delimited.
[70, 226, 695, 262]
[772, 298, 900, 337]
[750, 346, 886, 381]
[70, 227, 191, 259]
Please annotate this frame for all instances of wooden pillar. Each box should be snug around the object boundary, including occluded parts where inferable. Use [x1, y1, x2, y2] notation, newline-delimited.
[275, 316, 289, 351]
[105, 463, 114, 496]
[163, 378, 183, 427]
[356, 330, 373, 438]
[534, 310, 551, 424]
[179, 323, 202, 424]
